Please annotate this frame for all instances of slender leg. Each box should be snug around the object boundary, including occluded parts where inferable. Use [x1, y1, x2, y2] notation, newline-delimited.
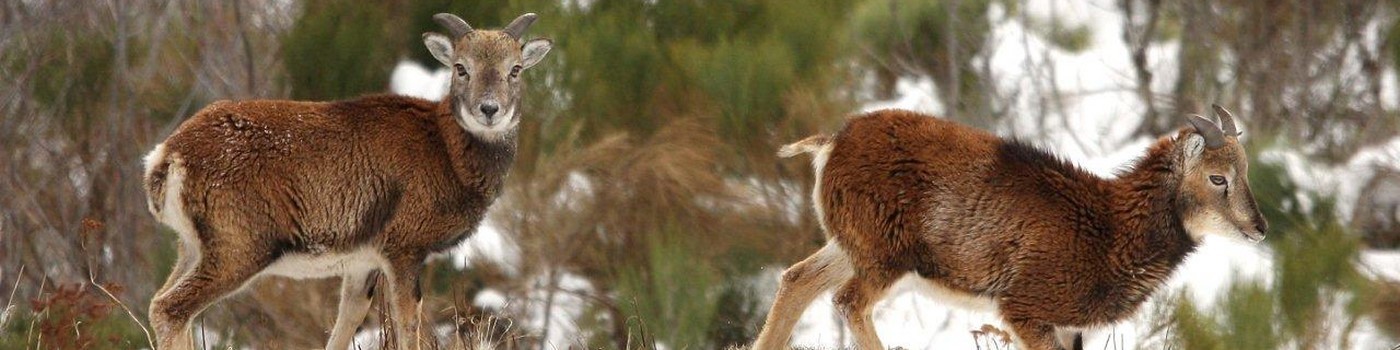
[1002, 314, 1059, 350]
[752, 243, 854, 350]
[384, 255, 428, 350]
[832, 268, 896, 350]
[154, 241, 197, 301]
[326, 270, 379, 350]
[149, 241, 269, 350]
[1054, 328, 1083, 350]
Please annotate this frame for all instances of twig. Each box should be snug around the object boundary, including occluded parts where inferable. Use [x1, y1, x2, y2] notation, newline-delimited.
[79, 220, 157, 350]
[536, 268, 559, 350]
[26, 277, 47, 350]
[0, 264, 23, 330]
[944, 0, 961, 119]
[1120, 0, 1163, 135]
[231, 0, 257, 96]
[88, 264, 157, 350]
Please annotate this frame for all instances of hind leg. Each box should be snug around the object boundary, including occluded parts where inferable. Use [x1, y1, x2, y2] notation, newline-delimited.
[832, 267, 897, 350]
[1054, 328, 1083, 350]
[150, 239, 271, 350]
[326, 270, 379, 350]
[752, 243, 854, 350]
[154, 240, 197, 301]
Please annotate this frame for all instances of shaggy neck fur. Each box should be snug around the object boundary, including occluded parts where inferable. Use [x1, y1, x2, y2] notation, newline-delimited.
[435, 100, 517, 206]
[1104, 133, 1198, 304]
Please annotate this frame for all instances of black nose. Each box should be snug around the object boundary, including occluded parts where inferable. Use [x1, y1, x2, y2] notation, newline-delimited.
[1255, 220, 1269, 234]
[479, 103, 499, 118]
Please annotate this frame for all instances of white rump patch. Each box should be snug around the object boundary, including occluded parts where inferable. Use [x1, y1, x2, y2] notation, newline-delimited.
[155, 154, 202, 266]
[142, 143, 167, 178]
[142, 143, 168, 216]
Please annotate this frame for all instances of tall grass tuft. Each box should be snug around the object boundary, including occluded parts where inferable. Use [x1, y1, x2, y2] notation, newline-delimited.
[616, 232, 723, 349]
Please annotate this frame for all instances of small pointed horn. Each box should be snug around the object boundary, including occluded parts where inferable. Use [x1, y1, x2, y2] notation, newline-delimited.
[1212, 104, 1239, 136]
[433, 13, 473, 38]
[1186, 115, 1226, 149]
[503, 13, 538, 40]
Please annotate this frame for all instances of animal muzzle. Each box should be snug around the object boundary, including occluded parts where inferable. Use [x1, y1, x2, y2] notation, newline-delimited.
[1251, 216, 1268, 237]
[1242, 214, 1268, 243]
[478, 102, 500, 124]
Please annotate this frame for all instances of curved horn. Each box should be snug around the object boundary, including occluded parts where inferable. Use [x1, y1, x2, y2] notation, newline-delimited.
[1212, 104, 1239, 136]
[433, 13, 473, 38]
[503, 13, 538, 40]
[1186, 115, 1226, 149]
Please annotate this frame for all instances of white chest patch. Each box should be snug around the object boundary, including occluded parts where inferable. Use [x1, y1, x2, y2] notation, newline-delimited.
[261, 248, 384, 280]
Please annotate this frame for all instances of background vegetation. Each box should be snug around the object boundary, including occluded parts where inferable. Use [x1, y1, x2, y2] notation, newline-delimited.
[2, 0, 1398, 349]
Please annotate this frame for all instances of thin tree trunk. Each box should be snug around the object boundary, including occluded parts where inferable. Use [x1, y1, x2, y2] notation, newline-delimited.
[1122, 0, 1163, 136]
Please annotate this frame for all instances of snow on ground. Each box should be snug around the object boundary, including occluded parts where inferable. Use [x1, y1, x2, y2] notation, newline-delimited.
[772, 236, 1284, 350]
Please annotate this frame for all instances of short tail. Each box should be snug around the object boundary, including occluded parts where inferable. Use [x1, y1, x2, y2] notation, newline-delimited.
[777, 134, 832, 158]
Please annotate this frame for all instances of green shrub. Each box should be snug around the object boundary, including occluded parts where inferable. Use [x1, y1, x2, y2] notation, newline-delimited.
[282, 0, 398, 100]
[615, 231, 723, 349]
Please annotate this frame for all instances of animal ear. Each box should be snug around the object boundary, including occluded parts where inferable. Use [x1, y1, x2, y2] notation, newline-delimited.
[423, 33, 455, 67]
[1182, 133, 1206, 165]
[520, 38, 552, 69]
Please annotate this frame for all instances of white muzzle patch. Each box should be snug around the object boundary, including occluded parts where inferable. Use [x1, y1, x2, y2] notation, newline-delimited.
[457, 105, 517, 141]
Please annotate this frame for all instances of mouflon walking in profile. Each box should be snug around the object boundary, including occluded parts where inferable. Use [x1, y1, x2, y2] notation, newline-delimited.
[754, 106, 1267, 350]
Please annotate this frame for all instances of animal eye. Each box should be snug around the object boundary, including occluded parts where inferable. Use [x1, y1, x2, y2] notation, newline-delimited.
[454, 64, 468, 78]
[509, 65, 523, 78]
[1209, 175, 1227, 186]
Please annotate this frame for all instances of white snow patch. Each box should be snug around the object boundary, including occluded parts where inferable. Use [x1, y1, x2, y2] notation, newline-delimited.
[391, 60, 451, 101]
[474, 288, 509, 310]
[1262, 137, 1400, 220]
[860, 76, 943, 115]
[449, 222, 521, 276]
[1362, 249, 1400, 282]
[527, 272, 592, 349]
